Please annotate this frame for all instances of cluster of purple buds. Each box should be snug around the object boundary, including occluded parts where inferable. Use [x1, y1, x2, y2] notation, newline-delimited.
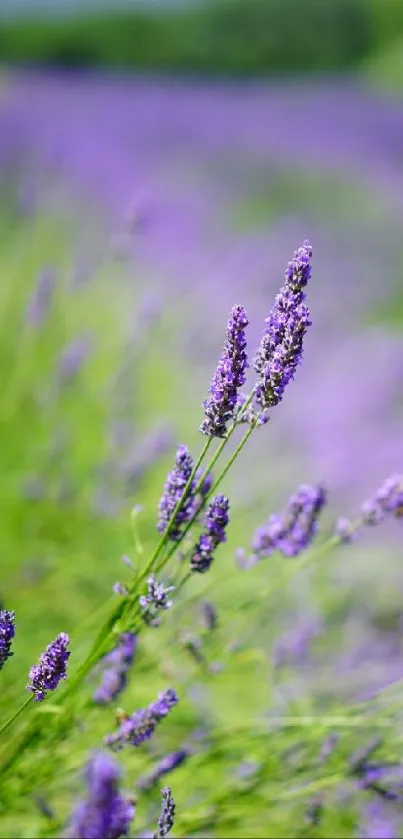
[154, 787, 175, 839]
[335, 473, 403, 544]
[137, 749, 190, 792]
[201, 304, 249, 438]
[157, 445, 196, 541]
[250, 483, 326, 561]
[93, 633, 137, 705]
[361, 474, 403, 526]
[191, 494, 230, 573]
[105, 689, 178, 750]
[253, 240, 312, 412]
[27, 631, 70, 701]
[140, 576, 175, 626]
[0, 609, 15, 671]
[68, 752, 135, 839]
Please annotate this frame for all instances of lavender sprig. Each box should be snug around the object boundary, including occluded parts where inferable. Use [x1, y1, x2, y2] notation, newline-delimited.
[68, 751, 135, 839]
[154, 787, 175, 839]
[253, 240, 312, 411]
[93, 633, 137, 705]
[140, 576, 175, 626]
[249, 483, 326, 561]
[191, 494, 230, 573]
[157, 445, 196, 541]
[0, 610, 15, 671]
[136, 749, 190, 792]
[27, 632, 70, 701]
[105, 689, 178, 750]
[201, 304, 249, 437]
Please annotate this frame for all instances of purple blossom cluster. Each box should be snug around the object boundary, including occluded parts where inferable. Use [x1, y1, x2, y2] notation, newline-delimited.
[27, 632, 70, 701]
[253, 240, 313, 412]
[140, 576, 175, 626]
[361, 474, 403, 526]
[191, 494, 230, 573]
[93, 633, 137, 705]
[336, 473, 403, 543]
[0, 610, 15, 671]
[201, 304, 249, 438]
[154, 787, 175, 839]
[137, 749, 190, 792]
[247, 483, 326, 561]
[105, 689, 178, 750]
[157, 445, 196, 541]
[68, 752, 135, 839]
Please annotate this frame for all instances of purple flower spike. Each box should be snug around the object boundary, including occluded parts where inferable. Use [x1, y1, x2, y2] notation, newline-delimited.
[68, 751, 135, 839]
[157, 445, 196, 541]
[201, 304, 249, 438]
[94, 633, 137, 705]
[154, 787, 175, 839]
[0, 610, 15, 671]
[137, 748, 190, 792]
[191, 494, 230, 573]
[105, 689, 178, 750]
[248, 483, 326, 561]
[253, 240, 312, 411]
[27, 632, 70, 701]
[362, 474, 403, 526]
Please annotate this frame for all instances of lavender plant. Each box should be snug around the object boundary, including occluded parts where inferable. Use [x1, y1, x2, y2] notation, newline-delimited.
[1, 234, 403, 839]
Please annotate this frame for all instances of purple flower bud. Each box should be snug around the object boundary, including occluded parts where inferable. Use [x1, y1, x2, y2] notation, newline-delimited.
[154, 787, 175, 839]
[59, 337, 91, 383]
[335, 517, 356, 543]
[157, 445, 196, 541]
[0, 610, 15, 670]
[105, 689, 178, 750]
[201, 305, 249, 438]
[253, 241, 312, 411]
[191, 494, 230, 573]
[26, 267, 56, 327]
[94, 633, 136, 706]
[140, 576, 175, 626]
[68, 751, 135, 838]
[27, 632, 70, 701]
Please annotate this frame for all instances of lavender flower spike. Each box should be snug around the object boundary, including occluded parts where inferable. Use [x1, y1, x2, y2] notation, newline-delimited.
[254, 240, 312, 411]
[27, 632, 70, 701]
[68, 751, 135, 839]
[105, 689, 178, 750]
[362, 473, 403, 526]
[154, 787, 175, 839]
[201, 304, 249, 437]
[191, 494, 230, 573]
[157, 445, 196, 541]
[0, 610, 15, 671]
[94, 633, 137, 705]
[250, 483, 326, 560]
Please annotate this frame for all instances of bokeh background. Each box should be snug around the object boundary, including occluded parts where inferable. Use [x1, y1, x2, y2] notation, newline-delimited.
[1, 1, 403, 837]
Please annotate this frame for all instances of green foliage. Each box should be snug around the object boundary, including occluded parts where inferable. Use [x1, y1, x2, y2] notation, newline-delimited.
[0, 0, 373, 76]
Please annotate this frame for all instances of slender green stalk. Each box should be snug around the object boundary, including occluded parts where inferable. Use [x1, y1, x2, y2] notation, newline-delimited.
[0, 696, 33, 740]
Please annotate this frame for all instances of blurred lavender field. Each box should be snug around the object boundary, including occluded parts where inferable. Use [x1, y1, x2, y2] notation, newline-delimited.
[1, 70, 403, 837]
[2, 71, 402, 505]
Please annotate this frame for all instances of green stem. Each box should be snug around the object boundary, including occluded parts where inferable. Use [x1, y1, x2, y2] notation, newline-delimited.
[0, 696, 32, 739]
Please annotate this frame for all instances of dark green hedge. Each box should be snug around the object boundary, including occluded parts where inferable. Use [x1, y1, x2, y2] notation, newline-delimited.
[0, 0, 399, 76]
